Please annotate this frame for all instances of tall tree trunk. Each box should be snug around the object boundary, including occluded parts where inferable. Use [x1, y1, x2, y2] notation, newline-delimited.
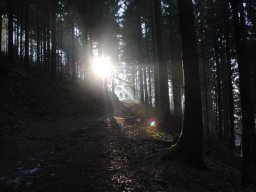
[231, 1, 256, 188]
[198, 10, 210, 135]
[151, 0, 160, 110]
[222, 0, 235, 149]
[43, 2, 48, 74]
[144, 65, 149, 105]
[152, 0, 171, 130]
[19, 1, 24, 63]
[171, 59, 183, 134]
[37, 0, 41, 70]
[170, 33, 183, 134]
[0, 0, 2, 53]
[71, 23, 76, 78]
[138, 64, 144, 103]
[24, 0, 29, 67]
[8, 0, 14, 62]
[15, 1, 19, 59]
[214, 31, 223, 139]
[171, 0, 204, 165]
[148, 65, 153, 106]
[51, 0, 56, 79]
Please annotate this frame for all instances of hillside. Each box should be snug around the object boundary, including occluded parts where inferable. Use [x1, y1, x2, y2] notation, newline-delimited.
[0, 58, 118, 137]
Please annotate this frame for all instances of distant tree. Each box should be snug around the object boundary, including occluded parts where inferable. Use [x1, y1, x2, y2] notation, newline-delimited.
[51, 0, 57, 78]
[24, 0, 30, 66]
[0, 0, 3, 52]
[7, 0, 14, 62]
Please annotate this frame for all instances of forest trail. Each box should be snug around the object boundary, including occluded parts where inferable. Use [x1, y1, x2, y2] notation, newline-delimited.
[0, 102, 242, 192]
[0, 104, 169, 192]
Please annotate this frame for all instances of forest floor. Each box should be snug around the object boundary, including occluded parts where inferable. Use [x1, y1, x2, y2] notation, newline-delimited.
[0, 62, 243, 192]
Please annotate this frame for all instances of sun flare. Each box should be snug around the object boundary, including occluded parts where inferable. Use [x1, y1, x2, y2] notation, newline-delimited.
[91, 56, 114, 78]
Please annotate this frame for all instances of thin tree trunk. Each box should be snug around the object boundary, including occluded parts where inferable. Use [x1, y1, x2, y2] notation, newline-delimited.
[144, 65, 149, 105]
[51, 0, 56, 79]
[138, 64, 144, 103]
[148, 65, 153, 106]
[214, 32, 223, 139]
[222, 0, 235, 149]
[8, 0, 14, 62]
[0, 0, 2, 52]
[151, 0, 160, 110]
[37, 1, 41, 70]
[24, 0, 29, 66]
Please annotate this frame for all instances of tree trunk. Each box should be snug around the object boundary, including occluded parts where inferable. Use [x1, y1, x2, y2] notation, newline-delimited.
[151, 0, 160, 110]
[148, 65, 153, 106]
[144, 65, 149, 105]
[214, 31, 223, 139]
[24, 0, 29, 66]
[222, 0, 235, 149]
[0, 0, 2, 52]
[138, 64, 144, 103]
[51, 0, 56, 79]
[173, 0, 204, 165]
[152, 0, 171, 130]
[171, 59, 183, 134]
[231, 1, 256, 188]
[37, 1, 41, 70]
[8, 0, 14, 62]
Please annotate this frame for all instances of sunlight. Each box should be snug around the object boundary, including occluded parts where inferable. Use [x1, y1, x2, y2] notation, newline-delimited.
[91, 56, 114, 79]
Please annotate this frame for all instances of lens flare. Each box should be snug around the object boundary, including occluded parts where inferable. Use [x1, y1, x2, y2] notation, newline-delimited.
[147, 117, 158, 129]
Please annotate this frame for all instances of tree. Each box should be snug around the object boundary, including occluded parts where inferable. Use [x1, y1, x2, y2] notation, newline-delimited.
[24, 0, 30, 66]
[166, 0, 204, 166]
[7, 0, 14, 62]
[51, 0, 57, 78]
[0, 0, 2, 52]
[230, 1, 256, 188]
[152, 0, 172, 131]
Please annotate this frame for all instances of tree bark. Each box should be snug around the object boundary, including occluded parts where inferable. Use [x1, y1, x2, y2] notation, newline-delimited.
[152, 0, 171, 130]
[174, 0, 204, 165]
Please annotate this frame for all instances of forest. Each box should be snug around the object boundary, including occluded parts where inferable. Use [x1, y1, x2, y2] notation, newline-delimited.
[0, 0, 256, 191]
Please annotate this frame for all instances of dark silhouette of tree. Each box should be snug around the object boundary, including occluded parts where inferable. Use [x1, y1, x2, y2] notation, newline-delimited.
[24, 0, 29, 67]
[0, 0, 2, 52]
[231, 1, 256, 188]
[152, 0, 171, 131]
[7, 0, 14, 62]
[165, 0, 204, 166]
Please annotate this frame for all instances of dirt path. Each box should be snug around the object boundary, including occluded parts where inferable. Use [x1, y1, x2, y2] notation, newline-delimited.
[0, 106, 169, 192]
[0, 105, 242, 192]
